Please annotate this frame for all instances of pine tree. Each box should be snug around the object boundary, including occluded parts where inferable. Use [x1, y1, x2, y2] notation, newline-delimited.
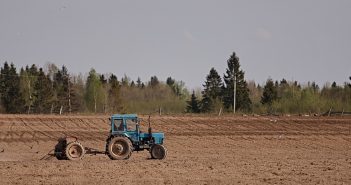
[108, 74, 123, 112]
[200, 93, 213, 113]
[186, 91, 200, 113]
[166, 77, 176, 94]
[311, 81, 319, 92]
[149, 76, 159, 87]
[32, 68, 54, 113]
[100, 74, 107, 84]
[261, 78, 277, 106]
[70, 74, 85, 112]
[166, 77, 175, 86]
[200, 68, 222, 112]
[130, 81, 135, 87]
[53, 66, 78, 114]
[0, 62, 25, 113]
[53, 66, 64, 112]
[222, 52, 252, 112]
[332, 81, 337, 88]
[166, 77, 188, 98]
[136, 77, 142, 88]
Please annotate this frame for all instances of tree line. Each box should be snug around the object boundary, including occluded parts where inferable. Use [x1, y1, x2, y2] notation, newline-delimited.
[185, 52, 351, 114]
[0, 62, 188, 114]
[1, 52, 350, 114]
[256, 78, 351, 114]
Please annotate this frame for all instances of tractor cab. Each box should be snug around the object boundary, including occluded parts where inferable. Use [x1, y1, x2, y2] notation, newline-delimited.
[110, 114, 142, 143]
[111, 114, 140, 133]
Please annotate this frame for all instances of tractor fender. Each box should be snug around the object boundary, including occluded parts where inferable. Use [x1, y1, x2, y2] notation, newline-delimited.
[105, 134, 134, 152]
[106, 134, 126, 141]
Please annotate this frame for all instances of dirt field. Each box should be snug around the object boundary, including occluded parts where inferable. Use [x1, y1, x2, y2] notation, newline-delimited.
[0, 114, 350, 184]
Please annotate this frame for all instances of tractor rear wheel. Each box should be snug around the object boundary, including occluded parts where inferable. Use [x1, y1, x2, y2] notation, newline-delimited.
[64, 141, 85, 160]
[150, 144, 167, 160]
[106, 137, 132, 160]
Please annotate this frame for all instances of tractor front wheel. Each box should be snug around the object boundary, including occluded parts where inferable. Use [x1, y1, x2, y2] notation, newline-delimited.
[150, 144, 167, 160]
[106, 137, 132, 160]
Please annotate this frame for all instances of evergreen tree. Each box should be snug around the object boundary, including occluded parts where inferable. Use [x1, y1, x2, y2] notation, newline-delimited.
[280, 78, 288, 85]
[166, 77, 175, 86]
[53, 66, 78, 114]
[136, 77, 142, 88]
[166, 77, 176, 94]
[70, 73, 85, 112]
[166, 77, 188, 99]
[200, 68, 222, 112]
[222, 52, 252, 112]
[261, 78, 278, 106]
[100, 74, 107, 84]
[311, 81, 319, 92]
[173, 81, 189, 99]
[53, 66, 65, 112]
[149, 76, 159, 87]
[200, 93, 213, 113]
[332, 81, 337, 88]
[108, 74, 123, 112]
[130, 81, 135, 87]
[32, 68, 54, 113]
[0, 62, 24, 113]
[186, 91, 200, 113]
[277, 78, 290, 99]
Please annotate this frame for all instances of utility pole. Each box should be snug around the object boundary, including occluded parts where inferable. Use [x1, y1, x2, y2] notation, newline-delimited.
[68, 75, 71, 114]
[94, 86, 97, 113]
[233, 63, 236, 114]
[27, 78, 32, 114]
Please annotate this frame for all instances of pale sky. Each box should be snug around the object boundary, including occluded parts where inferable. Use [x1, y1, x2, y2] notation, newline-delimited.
[1, 0, 350, 89]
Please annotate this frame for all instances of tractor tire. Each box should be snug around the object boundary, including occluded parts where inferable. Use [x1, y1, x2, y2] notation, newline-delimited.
[106, 136, 132, 160]
[54, 138, 67, 160]
[64, 141, 85, 160]
[150, 144, 167, 160]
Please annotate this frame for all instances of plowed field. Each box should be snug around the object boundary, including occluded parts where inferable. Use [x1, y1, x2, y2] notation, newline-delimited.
[0, 115, 350, 184]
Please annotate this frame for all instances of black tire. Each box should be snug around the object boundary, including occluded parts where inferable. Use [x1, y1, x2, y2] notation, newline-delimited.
[54, 138, 67, 160]
[106, 136, 132, 160]
[150, 144, 167, 160]
[64, 141, 85, 160]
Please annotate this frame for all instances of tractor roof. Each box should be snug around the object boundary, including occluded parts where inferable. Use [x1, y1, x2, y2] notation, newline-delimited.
[111, 114, 138, 119]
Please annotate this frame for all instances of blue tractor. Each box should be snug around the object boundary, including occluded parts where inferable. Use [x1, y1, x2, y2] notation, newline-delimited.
[106, 114, 167, 160]
[54, 114, 167, 160]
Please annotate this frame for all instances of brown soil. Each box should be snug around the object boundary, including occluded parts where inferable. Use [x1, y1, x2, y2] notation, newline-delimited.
[0, 114, 350, 184]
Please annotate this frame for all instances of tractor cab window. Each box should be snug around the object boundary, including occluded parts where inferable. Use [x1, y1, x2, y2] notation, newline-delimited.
[114, 119, 124, 131]
[126, 119, 137, 131]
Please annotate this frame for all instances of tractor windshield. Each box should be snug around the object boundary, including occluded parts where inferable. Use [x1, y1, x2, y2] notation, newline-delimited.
[114, 119, 124, 131]
[126, 119, 137, 131]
